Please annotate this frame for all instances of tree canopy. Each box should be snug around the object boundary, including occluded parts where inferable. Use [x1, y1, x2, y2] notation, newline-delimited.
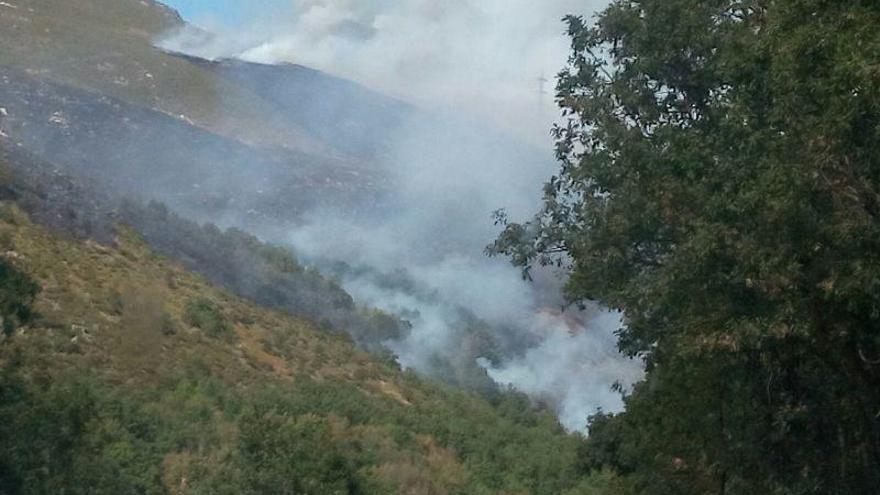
[491, 0, 880, 493]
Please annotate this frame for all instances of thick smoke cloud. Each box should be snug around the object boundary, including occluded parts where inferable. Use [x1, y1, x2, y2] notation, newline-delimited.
[160, 0, 642, 431]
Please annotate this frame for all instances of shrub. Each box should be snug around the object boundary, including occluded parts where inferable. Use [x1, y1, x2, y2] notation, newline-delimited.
[0, 229, 13, 251]
[236, 411, 366, 495]
[0, 258, 39, 336]
[117, 283, 169, 368]
[107, 288, 125, 315]
[184, 299, 230, 337]
[159, 312, 176, 336]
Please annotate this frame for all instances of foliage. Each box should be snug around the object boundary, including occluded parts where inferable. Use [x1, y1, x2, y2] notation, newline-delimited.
[491, 0, 880, 493]
[184, 298, 231, 338]
[118, 200, 409, 348]
[236, 411, 366, 494]
[0, 258, 39, 337]
[0, 202, 608, 494]
[0, 145, 408, 349]
[0, 368, 165, 494]
[0, 363, 596, 494]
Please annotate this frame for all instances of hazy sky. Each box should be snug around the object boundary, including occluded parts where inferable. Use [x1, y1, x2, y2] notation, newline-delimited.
[161, 0, 608, 143]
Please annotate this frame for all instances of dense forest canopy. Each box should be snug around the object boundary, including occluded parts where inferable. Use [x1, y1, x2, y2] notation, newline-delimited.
[491, 0, 880, 493]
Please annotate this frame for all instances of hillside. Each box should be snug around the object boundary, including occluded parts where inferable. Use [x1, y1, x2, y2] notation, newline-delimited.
[0, 0, 565, 401]
[1, 0, 317, 151]
[0, 0, 412, 157]
[0, 64, 387, 225]
[0, 1, 632, 492]
[0, 0, 412, 226]
[0, 194, 618, 493]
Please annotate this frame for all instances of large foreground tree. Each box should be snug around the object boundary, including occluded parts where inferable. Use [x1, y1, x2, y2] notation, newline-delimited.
[491, 1, 880, 493]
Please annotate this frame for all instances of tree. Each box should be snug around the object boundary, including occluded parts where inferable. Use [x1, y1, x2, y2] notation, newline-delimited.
[0, 258, 39, 337]
[490, 1, 880, 493]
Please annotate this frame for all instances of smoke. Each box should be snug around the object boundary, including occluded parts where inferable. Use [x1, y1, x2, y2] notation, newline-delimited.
[159, 0, 607, 144]
[286, 116, 546, 369]
[158, 0, 642, 431]
[481, 311, 645, 431]
[282, 104, 644, 430]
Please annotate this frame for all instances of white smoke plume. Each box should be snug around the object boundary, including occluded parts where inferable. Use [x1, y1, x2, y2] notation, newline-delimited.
[482, 310, 645, 431]
[159, 0, 642, 432]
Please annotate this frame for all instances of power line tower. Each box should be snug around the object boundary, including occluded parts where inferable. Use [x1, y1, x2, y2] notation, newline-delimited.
[537, 73, 549, 108]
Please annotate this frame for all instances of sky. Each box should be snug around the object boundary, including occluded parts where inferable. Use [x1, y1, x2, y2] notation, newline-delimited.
[164, 0, 285, 27]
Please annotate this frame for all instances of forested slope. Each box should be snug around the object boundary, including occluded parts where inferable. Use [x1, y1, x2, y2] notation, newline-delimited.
[0, 190, 613, 494]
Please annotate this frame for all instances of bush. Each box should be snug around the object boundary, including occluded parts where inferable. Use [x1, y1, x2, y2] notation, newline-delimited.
[159, 312, 176, 336]
[236, 411, 366, 495]
[0, 258, 39, 336]
[184, 298, 231, 337]
[0, 229, 13, 251]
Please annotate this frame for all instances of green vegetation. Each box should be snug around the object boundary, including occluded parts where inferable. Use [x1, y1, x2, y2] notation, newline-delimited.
[184, 298, 231, 338]
[117, 200, 410, 349]
[492, 0, 880, 493]
[0, 257, 39, 337]
[0, 145, 408, 351]
[0, 202, 603, 494]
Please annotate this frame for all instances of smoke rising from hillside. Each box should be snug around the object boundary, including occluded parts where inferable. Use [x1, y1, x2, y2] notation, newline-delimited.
[482, 311, 645, 431]
[159, 0, 642, 431]
[280, 97, 643, 431]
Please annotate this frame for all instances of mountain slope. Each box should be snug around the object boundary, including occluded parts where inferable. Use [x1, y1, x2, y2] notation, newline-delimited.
[0, 0, 416, 229]
[0, 0, 307, 150]
[0, 64, 387, 225]
[0, 197, 609, 494]
[0, 0, 412, 158]
[0, 2, 622, 492]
